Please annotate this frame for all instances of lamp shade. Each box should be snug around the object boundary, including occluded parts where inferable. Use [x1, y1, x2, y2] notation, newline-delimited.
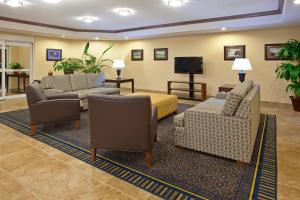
[232, 58, 252, 71]
[112, 59, 125, 69]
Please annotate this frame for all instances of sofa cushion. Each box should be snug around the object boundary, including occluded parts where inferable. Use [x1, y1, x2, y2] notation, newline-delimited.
[69, 73, 89, 91]
[66, 87, 120, 100]
[222, 80, 254, 116]
[86, 73, 106, 88]
[43, 75, 72, 92]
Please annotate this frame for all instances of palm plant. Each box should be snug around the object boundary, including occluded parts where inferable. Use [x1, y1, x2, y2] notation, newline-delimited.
[275, 39, 300, 111]
[81, 42, 113, 73]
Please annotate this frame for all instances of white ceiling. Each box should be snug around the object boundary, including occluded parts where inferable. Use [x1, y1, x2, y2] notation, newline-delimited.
[0, 0, 299, 40]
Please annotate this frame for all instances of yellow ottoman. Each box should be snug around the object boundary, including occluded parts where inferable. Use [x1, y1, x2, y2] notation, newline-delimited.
[127, 92, 178, 120]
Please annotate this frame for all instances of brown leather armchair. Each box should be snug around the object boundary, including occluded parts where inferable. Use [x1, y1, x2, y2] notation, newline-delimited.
[26, 83, 81, 135]
[88, 95, 158, 167]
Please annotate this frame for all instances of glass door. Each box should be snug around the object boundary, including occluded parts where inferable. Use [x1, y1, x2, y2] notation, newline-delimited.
[0, 41, 5, 100]
[4, 42, 33, 98]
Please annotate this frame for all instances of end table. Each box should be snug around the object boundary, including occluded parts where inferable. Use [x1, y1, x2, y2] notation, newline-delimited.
[218, 84, 236, 92]
[105, 78, 134, 93]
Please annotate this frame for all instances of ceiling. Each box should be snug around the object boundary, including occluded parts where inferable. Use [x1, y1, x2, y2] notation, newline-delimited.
[0, 0, 299, 40]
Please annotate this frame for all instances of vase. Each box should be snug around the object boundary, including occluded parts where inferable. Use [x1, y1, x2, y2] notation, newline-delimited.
[290, 96, 300, 112]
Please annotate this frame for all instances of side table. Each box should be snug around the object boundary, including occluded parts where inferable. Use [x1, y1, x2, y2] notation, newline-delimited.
[105, 78, 134, 93]
[218, 84, 236, 92]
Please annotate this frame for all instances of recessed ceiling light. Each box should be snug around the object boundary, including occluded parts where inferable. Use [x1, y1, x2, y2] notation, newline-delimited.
[221, 27, 227, 31]
[113, 8, 135, 16]
[4, 0, 23, 7]
[124, 36, 129, 40]
[168, 0, 186, 7]
[95, 37, 99, 40]
[61, 35, 65, 38]
[294, 0, 300, 4]
[42, 0, 61, 3]
[77, 16, 98, 23]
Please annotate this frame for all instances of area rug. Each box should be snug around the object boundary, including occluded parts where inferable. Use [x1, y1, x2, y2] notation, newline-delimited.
[0, 104, 277, 200]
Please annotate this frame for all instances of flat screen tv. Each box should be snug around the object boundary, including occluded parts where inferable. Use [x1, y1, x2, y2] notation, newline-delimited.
[174, 57, 203, 74]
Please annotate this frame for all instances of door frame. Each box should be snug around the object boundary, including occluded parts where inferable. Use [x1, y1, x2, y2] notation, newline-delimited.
[3, 41, 33, 100]
[0, 40, 5, 100]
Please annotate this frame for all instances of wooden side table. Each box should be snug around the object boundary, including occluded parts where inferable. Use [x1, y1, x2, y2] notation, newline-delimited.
[218, 84, 236, 92]
[105, 78, 134, 93]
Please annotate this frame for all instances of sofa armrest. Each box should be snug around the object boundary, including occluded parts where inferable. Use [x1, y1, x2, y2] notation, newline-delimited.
[102, 82, 117, 88]
[29, 99, 80, 124]
[216, 92, 228, 99]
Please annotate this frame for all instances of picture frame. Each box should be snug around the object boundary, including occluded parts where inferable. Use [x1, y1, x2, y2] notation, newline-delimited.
[46, 49, 62, 61]
[131, 49, 144, 61]
[154, 48, 168, 60]
[224, 45, 246, 60]
[265, 43, 285, 60]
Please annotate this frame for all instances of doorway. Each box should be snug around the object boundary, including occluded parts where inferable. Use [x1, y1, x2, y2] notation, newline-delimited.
[0, 40, 33, 100]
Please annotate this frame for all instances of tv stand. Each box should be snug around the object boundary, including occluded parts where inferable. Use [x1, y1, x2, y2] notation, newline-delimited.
[168, 74, 207, 101]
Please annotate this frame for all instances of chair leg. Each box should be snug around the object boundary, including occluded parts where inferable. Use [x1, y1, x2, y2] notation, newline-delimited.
[91, 148, 96, 162]
[154, 133, 157, 142]
[31, 124, 37, 136]
[75, 120, 80, 130]
[145, 152, 152, 167]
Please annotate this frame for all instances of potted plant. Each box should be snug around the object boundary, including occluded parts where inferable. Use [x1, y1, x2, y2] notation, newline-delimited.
[275, 39, 300, 111]
[53, 58, 83, 75]
[81, 42, 113, 73]
[48, 70, 53, 76]
[9, 62, 22, 75]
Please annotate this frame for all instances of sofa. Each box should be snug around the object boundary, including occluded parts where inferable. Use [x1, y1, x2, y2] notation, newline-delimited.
[174, 80, 260, 163]
[41, 73, 120, 110]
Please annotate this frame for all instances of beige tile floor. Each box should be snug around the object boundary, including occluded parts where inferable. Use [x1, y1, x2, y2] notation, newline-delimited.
[0, 97, 299, 200]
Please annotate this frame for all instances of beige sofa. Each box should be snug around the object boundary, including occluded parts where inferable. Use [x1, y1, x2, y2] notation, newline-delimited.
[174, 80, 260, 163]
[41, 73, 120, 110]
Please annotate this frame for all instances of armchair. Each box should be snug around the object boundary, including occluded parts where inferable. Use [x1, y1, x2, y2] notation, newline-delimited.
[88, 95, 157, 167]
[26, 83, 81, 135]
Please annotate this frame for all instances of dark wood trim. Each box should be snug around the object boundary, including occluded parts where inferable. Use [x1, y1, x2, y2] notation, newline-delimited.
[224, 45, 246, 61]
[264, 43, 286, 60]
[154, 48, 168, 60]
[0, 0, 285, 33]
[131, 49, 144, 61]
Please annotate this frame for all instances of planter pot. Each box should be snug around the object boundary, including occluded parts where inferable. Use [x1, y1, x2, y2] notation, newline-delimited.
[290, 96, 300, 112]
[48, 72, 53, 76]
[63, 70, 74, 75]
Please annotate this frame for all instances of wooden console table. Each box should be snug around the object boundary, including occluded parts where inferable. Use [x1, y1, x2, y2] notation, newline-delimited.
[105, 78, 134, 93]
[168, 81, 207, 101]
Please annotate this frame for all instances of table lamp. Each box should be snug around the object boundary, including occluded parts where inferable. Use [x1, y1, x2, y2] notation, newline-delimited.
[232, 58, 252, 83]
[112, 59, 125, 79]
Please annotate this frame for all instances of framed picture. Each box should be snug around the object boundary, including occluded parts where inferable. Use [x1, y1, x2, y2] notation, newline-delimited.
[131, 49, 144, 61]
[154, 48, 168, 60]
[224, 45, 246, 60]
[265, 44, 285, 60]
[46, 49, 62, 61]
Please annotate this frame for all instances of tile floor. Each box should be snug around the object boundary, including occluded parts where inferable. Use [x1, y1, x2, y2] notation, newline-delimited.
[0, 97, 299, 200]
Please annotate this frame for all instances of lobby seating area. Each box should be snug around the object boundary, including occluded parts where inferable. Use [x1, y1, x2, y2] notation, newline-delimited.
[1, 1, 300, 199]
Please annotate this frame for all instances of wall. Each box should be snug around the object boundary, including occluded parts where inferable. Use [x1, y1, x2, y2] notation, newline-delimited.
[33, 37, 124, 80]
[3, 26, 299, 103]
[120, 26, 300, 104]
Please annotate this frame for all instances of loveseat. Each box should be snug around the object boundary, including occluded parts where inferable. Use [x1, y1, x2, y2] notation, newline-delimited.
[41, 73, 120, 110]
[174, 80, 260, 163]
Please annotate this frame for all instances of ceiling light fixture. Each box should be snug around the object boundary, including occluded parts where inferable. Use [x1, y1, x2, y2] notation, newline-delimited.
[113, 8, 135, 16]
[221, 27, 227, 31]
[77, 16, 98, 23]
[294, 0, 300, 4]
[42, 0, 61, 3]
[4, 0, 23, 7]
[168, 0, 185, 7]
[95, 37, 99, 40]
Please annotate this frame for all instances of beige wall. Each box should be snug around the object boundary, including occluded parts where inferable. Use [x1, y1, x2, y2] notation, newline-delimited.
[120, 27, 300, 104]
[34, 37, 124, 80]
[6, 26, 298, 103]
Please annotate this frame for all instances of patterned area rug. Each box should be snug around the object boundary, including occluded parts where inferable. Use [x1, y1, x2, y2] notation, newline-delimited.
[0, 104, 277, 200]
